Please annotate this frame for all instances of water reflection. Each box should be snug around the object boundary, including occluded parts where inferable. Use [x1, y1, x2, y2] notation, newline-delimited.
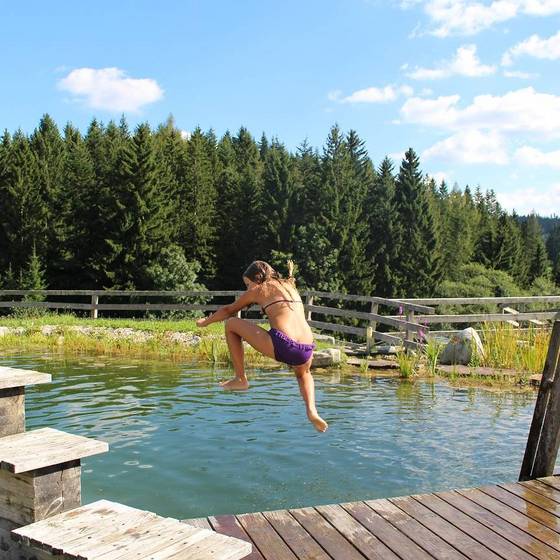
[0, 352, 541, 519]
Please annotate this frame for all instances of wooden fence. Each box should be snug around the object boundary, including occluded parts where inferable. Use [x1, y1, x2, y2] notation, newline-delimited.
[1, 290, 559, 352]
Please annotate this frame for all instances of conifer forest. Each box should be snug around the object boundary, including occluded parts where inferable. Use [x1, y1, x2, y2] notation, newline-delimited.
[1, 114, 559, 298]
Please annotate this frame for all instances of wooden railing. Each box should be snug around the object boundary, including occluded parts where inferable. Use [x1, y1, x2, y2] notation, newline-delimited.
[0, 289, 434, 351]
[1, 290, 558, 351]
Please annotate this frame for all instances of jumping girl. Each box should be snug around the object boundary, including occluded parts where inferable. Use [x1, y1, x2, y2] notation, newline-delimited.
[196, 260, 328, 432]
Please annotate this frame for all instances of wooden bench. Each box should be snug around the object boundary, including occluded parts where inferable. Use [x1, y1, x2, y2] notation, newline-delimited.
[0, 366, 51, 437]
[12, 499, 252, 560]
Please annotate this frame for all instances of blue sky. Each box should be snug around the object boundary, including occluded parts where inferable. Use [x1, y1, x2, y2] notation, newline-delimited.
[2, 0, 560, 215]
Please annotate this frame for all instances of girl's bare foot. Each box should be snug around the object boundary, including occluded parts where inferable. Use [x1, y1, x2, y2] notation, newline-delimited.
[307, 411, 328, 432]
[220, 377, 249, 391]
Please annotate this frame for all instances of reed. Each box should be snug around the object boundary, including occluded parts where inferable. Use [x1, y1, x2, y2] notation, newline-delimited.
[396, 350, 419, 379]
[478, 323, 550, 373]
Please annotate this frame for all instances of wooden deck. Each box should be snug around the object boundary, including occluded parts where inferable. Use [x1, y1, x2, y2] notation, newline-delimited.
[184, 475, 560, 560]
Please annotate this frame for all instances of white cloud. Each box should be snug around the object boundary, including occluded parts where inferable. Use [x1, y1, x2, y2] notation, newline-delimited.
[180, 130, 191, 140]
[388, 150, 406, 161]
[427, 170, 451, 183]
[503, 69, 537, 78]
[407, 44, 496, 80]
[400, 87, 560, 138]
[407, 1, 560, 37]
[515, 145, 560, 168]
[502, 30, 560, 65]
[330, 84, 414, 104]
[496, 183, 560, 214]
[58, 67, 164, 112]
[423, 129, 509, 164]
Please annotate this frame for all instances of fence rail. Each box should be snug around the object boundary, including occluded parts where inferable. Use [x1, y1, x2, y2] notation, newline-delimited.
[1, 290, 558, 352]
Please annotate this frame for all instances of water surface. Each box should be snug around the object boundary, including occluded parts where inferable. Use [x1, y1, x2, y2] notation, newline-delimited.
[1, 353, 543, 519]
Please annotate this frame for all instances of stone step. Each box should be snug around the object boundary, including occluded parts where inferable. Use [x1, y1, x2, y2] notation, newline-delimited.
[12, 499, 252, 560]
[0, 427, 108, 474]
[0, 366, 52, 390]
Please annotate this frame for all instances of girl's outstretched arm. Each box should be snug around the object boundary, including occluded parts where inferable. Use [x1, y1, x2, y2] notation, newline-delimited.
[196, 289, 257, 327]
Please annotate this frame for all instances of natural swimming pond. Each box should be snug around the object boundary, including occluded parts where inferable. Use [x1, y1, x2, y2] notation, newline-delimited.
[1, 353, 548, 519]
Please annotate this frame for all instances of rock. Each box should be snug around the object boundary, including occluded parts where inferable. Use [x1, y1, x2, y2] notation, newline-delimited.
[372, 345, 399, 355]
[40, 325, 59, 336]
[0, 326, 10, 337]
[311, 348, 341, 368]
[165, 331, 202, 346]
[439, 327, 484, 366]
[313, 333, 336, 344]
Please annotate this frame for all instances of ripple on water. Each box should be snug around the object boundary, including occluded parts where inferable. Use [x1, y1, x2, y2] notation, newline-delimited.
[6, 352, 546, 518]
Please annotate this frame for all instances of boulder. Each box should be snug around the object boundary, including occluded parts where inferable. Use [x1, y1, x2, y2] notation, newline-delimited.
[311, 348, 341, 368]
[439, 327, 485, 366]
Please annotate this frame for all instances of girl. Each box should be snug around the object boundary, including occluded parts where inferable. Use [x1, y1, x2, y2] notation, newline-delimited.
[196, 260, 328, 432]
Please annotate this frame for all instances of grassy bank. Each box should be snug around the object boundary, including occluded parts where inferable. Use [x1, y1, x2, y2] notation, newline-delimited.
[0, 312, 338, 367]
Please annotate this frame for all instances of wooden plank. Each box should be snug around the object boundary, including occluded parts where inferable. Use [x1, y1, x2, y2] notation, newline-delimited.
[540, 477, 560, 492]
[262, 509, 331, 560]
[237, 511, 298, 560]
[411, 492, 534, 560]
[414, 312, 558, 324]
[289, 506, 368, 560]
[0, 367, 51, 389]
[307, 305, 429, 333]
[0, 428, 108, 473]
[75, 518, 204, 559]
[304, 291, 435, 313]
[437, 490, 560, 560]
[479, 485, 560, 532]
[499, 482, 560, 517]
[308, 319, 366, 336]
[456, 488, 560, 551]
[182, 517, 213, 530]
[365, 498, 469, 560]
[316, 503, 400, 559]
[392, 494, 503, 560]
[341, 501, 434, 560]
[209, 514, 264, 560]
[399, 296, 560, 306]
[521, 480, 560, 505]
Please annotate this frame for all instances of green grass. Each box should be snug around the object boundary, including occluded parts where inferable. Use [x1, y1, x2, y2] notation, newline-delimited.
[0, 311, 335, 365]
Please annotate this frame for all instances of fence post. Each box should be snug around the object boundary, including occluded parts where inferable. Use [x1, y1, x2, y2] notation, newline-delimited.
[90, 295, 98, 319]
[366, 302, 379, 354]
[519, 320, 560, 481]
[305, 294, 314, 322]
[405, 309, 415, 345]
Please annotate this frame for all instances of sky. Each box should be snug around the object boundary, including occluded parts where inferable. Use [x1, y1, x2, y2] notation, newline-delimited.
[2, 0, 560, 216]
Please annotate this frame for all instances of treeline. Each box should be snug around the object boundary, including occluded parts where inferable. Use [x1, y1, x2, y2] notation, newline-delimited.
[0, 114, 559, 298]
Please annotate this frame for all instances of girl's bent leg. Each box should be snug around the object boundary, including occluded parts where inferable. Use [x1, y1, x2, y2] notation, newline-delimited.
[293, 361, 328, 432]
[221, 318, 276, 391]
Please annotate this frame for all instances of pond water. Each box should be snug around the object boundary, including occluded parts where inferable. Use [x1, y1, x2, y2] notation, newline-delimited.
[1, 353, 546, 519]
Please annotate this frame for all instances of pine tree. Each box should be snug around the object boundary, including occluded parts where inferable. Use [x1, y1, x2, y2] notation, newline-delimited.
[546, 224, 560, 285]
[393, 148, 442, 297]
[0, 130, 44, 276]
[21, 244, 47, 300]
[260, 141, 295, 258]
[62, 124, 98, 287]
[365, 157, 398, 296]
[523, 213, 552, 285]
[29, 114, 66, 285]
[179, 127, 217, 280]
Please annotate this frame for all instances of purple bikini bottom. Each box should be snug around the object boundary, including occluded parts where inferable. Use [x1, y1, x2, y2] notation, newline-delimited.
[269, 328, 315, 366]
